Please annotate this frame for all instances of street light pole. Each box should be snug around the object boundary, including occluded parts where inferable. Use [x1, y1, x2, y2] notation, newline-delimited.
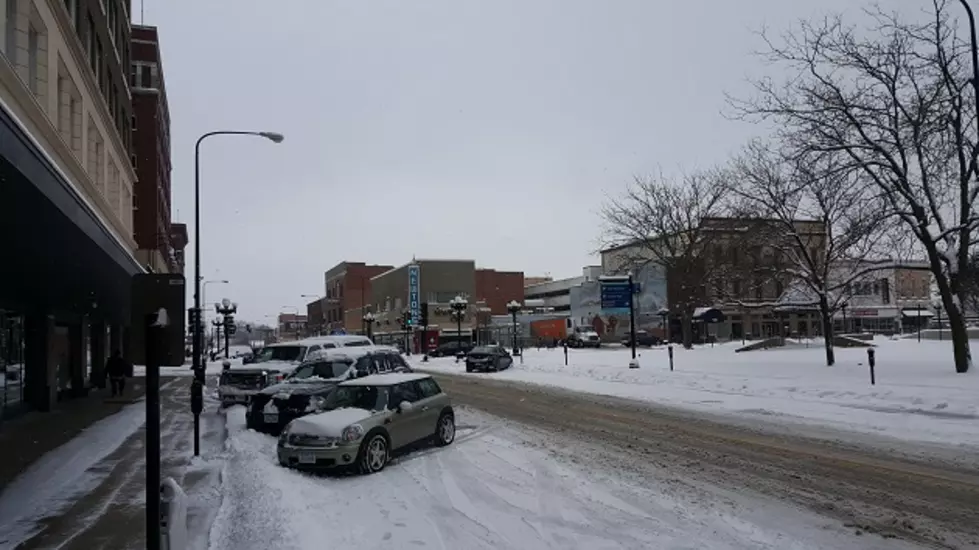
[449, 296, 468, 362]
[192, 130, 282, 457]
[506, 300, 521, 356]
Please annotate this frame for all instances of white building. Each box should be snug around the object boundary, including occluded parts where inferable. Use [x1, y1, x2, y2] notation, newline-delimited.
[523, 266, 602, 313]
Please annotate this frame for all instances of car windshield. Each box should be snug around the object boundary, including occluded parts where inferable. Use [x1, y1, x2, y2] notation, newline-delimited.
[326, 385, 387, 412]
[289, 360, 351, 381]
[470, 346, 498, 354]
[255, 346, 306, 362]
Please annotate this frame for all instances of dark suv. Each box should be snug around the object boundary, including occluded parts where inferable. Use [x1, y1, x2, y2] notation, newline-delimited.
[246, 346, 411, 435]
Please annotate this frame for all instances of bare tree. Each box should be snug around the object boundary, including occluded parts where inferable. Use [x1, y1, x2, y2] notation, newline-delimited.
[731, 2, 978, 372]
[600, 171, 739, 348]
[730, 142, 898, 365]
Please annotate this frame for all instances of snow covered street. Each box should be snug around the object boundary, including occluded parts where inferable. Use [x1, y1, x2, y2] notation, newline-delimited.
[208, 405, 922, 550]
[414, 339, 979, 447]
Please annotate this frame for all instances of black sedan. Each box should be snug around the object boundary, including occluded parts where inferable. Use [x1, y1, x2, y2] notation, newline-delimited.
[465, 345, 514, 373]
[621, 330, 663, 347]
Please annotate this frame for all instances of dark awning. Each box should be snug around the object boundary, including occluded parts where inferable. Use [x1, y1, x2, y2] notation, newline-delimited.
[693, 307, 726, 323]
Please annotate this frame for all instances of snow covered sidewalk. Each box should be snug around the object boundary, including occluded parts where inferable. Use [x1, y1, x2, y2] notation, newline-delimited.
[208, 405, 918, 550]
[0, 377, 227, 550]
[414, 339, 979, 447]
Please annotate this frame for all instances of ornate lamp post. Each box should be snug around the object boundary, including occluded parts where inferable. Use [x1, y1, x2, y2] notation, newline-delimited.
[506, 300, 521, 355]
[362, 312, 375, 340]
[215, 298, 238, 357]
[449, 296, 469, 362]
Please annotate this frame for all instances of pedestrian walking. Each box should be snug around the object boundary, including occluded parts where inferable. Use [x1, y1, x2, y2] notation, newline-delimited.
[106, 350, 130, 397]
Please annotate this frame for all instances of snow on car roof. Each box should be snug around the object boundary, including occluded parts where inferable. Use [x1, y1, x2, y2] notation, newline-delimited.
[304, 345, 399, 362]
[340, 373, 431, 386]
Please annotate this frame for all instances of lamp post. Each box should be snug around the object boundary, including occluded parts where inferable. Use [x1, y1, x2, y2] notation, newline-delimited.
[506, 300, 521, 356]
[192, 129, 282, 458]
[215, 298, 238, 358]
[657, 307, 670, 344]
[210, 317, 223, 359]
[841, 301, 848, 335]
[934, 301, 944, 341]
[362, 312, 375, 340]
[400, 309, 412, 355]
[449, 296, 468, 362]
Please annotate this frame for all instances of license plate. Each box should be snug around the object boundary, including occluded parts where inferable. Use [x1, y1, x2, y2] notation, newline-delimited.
[264, 413, 278, 424]
[298, 452, 316, 464]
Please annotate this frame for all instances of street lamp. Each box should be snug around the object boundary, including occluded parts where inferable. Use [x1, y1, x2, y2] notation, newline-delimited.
[210, 317, 223, 358]
[934, 301, 944, 341]
[201, 279, 229, 358]
[192, 129, 283, 458]
[449, 296, 469, 362]
[506, 300, 521, 356]
[215, 298, 238, 358]
[362, 312, 375, 340]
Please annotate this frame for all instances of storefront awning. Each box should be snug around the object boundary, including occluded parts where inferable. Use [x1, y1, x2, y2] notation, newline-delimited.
[901, 309, 935, 318]
[693, 307, 726, 323]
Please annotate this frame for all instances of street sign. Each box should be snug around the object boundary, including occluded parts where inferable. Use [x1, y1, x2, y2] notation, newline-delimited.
[600, 279, 632, 315]
[408, 264, 421, 326]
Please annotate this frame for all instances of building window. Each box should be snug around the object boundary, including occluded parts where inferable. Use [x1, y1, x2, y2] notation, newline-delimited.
[3, 0, 16, 61]
[131, 114, 136, 130]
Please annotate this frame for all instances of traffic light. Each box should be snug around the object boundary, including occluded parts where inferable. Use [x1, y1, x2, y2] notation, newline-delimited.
[420, 303, 429, 327]
[404, 310, 413, 326]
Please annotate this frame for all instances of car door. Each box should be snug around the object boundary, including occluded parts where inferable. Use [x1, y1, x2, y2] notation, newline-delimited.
[385, 382, 426, 449]
[414, 378, 443, 432]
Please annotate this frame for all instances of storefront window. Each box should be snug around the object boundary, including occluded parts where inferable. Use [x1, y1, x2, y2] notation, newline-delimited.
[1, 311, 26, 419]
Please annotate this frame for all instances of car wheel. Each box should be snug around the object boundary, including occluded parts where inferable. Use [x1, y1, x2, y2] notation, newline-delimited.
[434, 412, 456, 446]
[357, 433, 389, 474]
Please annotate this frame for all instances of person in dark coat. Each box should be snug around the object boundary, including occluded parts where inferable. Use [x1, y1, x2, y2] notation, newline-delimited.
[106, 350, 130, 397]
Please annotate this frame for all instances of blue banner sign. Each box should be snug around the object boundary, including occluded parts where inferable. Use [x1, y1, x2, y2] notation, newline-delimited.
[600, 278, 632, 315]
[408, 264, 420, 325]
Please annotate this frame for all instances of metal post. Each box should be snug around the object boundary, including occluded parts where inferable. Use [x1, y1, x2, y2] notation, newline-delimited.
[867, 348, 876, 385]
[511, 311, 518, 355]
[144, 313, 162, 550]
[628, 274, 637, 360]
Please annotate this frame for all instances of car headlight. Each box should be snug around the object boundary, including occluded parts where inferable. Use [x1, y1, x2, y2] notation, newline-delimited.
[341, 424, 365, 442]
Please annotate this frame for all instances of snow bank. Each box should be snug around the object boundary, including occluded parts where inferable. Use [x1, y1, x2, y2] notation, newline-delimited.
[416, 339, 979, 446]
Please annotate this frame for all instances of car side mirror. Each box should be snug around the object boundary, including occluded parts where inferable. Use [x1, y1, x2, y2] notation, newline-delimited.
[397, 400, 413, 413]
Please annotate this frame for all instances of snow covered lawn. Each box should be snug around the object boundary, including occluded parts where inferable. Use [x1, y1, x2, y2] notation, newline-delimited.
[207, 406, 911, 550]
[413, 339, 979, 447]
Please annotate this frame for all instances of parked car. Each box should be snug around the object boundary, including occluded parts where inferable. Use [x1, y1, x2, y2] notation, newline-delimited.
[620, 330, 663, 347]
[247, 346, 410, 434]
[218, 366, 286, 407]
[465, 345, 513, 373]
[428, 341, 473, 358]
[277, 373, 455, 474]
[566, 327, 601, 348]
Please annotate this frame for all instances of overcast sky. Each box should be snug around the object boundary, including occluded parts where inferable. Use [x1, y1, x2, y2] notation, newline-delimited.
[142, 0, 922, 322]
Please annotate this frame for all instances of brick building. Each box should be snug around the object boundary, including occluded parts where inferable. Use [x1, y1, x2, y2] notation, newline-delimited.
[276, 313, 306, 341]
[319, 261, 393, 334]
[368, 259, 524, 350]
[474, 268, 525, 315]
[129, 24, 175, 272]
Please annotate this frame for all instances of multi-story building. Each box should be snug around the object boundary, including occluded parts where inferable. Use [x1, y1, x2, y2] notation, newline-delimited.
[320, 261, 394, 335]
[367, 259, 524, 350]
[276, 313, 307, 341]
[474, 268, 524, 315]
[1, 0, 140, 418]
[130, 24, 174, 272]
[600, 217, 828, 341]
[833, 260, 934, 334]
